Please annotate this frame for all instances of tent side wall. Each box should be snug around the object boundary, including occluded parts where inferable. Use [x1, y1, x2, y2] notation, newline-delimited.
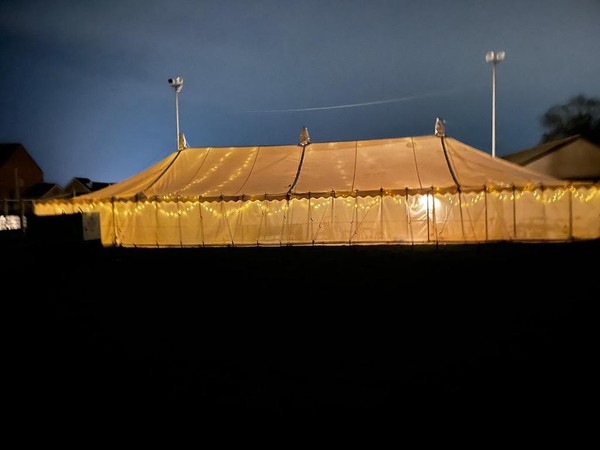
[33, 184, 600, 246]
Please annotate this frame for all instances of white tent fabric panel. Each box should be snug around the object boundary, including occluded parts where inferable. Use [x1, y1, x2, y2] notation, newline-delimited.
[234, 147, 303, 196]
[161, 145, 303, 198]
[541, 188, 571, 240]
[572, 186, 600, 239]
[145, 148, 211, 197]
[179, 201, 203, 246]
[412, 140, 457, 189]
[85, 155, 176, 200]
[294, 141, 356, 194]
[355, 139, 425, 190]
[157, 147, 258, 197]
[444, 139, 562, 189]
[201, 202, 233, 245]
[127, 201, 156, 247]
[435, 193, 467, 242]
[515, 190, 552, 240]
[351, 196, 383, 243]
[486, 192, 516, 241]
[228, 200, 263, 245]
[156, 201, 179, 245]
[381, 195, 411, 242]
[284, 199, 310, 244]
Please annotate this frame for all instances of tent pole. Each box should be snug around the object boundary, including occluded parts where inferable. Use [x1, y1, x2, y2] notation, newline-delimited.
[426, 192, 430, 243]
[349, 195, 358, 244]
[177, 196, 183, 247]
[541, 184, 547, 239]
[175, 89, 180, 151]
[199, 198, 205, 247]
[456, 191, 466, 241]
[512, 186, 517, 239]
[405, 189, 412, 244]
[379, 194, 384, 242]
[154, 196, 159, 247]
[280, 198, 289, 245]
[484, 188, 489, 242]
[568, 187, 573, 240]
[440, 136, 465, 240]
[308, 197, 313, 244]
[111, 197, 117, 246]
[431, 188, 438, 243]
[221, 199, 234, 246]
[330, 194, 334, 243]
[256, 199, 264, 246]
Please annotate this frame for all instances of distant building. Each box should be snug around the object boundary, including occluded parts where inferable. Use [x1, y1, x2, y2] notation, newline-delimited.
[22, 182, 67, 200]
[64, 177, 112, 197]
[0, 143, 44, 199]
[502, 135, 600, 182]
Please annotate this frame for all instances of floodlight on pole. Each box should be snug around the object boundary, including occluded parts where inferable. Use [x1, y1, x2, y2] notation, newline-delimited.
[485, 50, 505, 158]
[168, 77, 183, 151]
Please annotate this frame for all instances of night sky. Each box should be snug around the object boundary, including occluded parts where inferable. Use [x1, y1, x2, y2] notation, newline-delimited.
[1, 0, 599, 186]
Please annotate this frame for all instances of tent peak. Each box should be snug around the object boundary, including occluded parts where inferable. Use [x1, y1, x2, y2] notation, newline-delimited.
[178, 132, 189, 151]
[435, 117, 445, 137]
[298, 126, 311, 147]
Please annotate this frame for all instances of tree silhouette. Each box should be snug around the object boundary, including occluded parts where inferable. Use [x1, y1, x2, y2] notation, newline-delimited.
[540, 95, 600, 145]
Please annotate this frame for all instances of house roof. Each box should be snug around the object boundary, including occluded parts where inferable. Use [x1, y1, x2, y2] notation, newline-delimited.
[23, 182, 67, 199]
[502, 135, 600, 181]
[67, 177, 113, 192]
[0, 143, 25, 167]
[502, 135, 583, 165]
[0, 143, 44, 174]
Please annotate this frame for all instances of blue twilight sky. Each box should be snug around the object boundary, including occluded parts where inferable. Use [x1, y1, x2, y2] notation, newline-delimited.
[1, 0, 599, 186]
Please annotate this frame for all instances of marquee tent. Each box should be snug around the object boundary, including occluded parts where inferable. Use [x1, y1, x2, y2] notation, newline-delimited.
[34, 134, 600, 246]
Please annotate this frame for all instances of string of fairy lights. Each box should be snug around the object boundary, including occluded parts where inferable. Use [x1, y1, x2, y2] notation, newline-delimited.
[173, 149, 258, 197]
[39, 185, 599, 214]
[34, 184, 599, 245]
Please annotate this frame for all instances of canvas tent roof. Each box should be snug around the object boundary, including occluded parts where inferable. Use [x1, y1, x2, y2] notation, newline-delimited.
[79, 135, 566, 202]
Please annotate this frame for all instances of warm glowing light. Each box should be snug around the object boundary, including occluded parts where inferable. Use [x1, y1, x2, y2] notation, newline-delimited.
[416, 194, 441, 212]
[33, 183, 600, 246]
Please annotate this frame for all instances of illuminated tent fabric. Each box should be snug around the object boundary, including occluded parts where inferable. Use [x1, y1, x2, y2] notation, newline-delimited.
[34, 135, 600, 246]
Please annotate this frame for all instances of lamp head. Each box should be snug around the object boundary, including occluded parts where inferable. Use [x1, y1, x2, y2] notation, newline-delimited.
[168, 77, 183, 93]
[485, 51, 506, 64]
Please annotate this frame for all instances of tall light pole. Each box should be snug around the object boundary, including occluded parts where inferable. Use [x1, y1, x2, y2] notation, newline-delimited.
[168, 77, 183, 151]
[485, 51, 505, 158]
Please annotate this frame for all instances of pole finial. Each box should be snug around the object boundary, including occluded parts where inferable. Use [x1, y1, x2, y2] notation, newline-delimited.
[434, 117, 445, 137]
[178, 132, 189, 151]
[299, 126, 311, 147]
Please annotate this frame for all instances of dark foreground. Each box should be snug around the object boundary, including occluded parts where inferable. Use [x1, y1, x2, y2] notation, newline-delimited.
[5, 239, 597, 414]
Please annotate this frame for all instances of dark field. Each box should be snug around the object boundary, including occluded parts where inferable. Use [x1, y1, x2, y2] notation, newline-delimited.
[5, 239, 597, 414]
